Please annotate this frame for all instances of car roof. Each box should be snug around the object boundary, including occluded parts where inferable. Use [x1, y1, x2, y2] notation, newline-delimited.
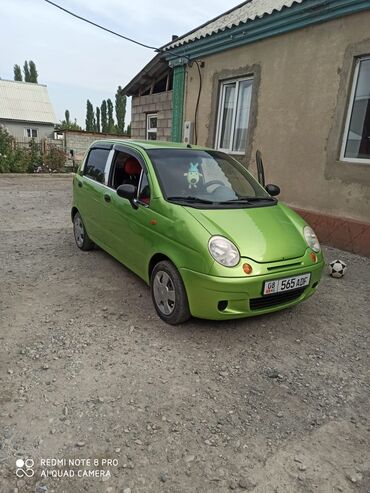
[91, 139, 210, 151]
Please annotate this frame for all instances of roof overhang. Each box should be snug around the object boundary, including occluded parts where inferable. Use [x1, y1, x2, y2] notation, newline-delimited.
[122, 53, 171, 97]
[163, 0, 370, 61]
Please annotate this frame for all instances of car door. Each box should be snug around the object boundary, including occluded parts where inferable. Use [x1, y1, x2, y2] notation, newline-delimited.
[75, 144, 114, 246]
[106, 146, 154, 280]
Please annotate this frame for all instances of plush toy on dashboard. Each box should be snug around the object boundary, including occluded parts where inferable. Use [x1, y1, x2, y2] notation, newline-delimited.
[184, 162, 202, 189]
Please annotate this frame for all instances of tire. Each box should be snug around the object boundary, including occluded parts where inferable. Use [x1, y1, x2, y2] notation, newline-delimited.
[150, 260, 191, 325]
[73, 212, 94, 251]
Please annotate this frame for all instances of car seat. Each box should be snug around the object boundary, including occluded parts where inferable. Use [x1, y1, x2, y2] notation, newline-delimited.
[123, 157, 142, 187]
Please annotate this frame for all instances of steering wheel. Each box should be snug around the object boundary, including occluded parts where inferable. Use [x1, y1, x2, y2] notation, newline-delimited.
[202, 180, 225, 191]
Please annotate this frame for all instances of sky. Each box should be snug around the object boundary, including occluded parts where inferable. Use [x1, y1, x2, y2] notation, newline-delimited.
[0, 0, 239, 128]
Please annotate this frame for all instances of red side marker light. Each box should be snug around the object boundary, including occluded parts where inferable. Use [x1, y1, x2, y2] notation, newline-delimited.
[310, 252, 317, 263]
[242, 263, 253, 275]
[150, 219, 157, 225]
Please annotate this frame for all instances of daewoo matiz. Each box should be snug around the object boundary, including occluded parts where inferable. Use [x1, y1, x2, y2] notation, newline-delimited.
[72, 140, 324, 324]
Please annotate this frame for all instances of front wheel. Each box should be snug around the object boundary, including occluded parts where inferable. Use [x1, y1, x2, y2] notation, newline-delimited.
[150, 261, 191, 325]
[73, 212, 94, 251]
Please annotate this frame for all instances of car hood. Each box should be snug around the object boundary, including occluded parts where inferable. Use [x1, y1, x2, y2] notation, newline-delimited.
[185, 204, 307, 263]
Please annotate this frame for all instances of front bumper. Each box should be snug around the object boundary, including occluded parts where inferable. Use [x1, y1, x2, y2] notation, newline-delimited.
[180, 260, 324, 320]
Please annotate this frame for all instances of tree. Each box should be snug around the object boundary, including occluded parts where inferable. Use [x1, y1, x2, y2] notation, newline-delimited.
[101, 100, 108, 133]
[14, 64, 22, 81]
[115, 86, 126, 134]
[107, 98, 115, 133]
[85, 100, 95, 132]
[56, 109, 81, 130]
[96, 107, 101, 133]
[23, 61, 30, 82]
[126, 123, 131, 137]
[29, 61, 38, 83]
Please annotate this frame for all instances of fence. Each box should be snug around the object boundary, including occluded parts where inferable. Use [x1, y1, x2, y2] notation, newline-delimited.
[11, 130, 129, 172]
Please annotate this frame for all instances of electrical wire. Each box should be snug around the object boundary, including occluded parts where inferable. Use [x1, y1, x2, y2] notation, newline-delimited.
[43, 0, 159, 50]
[193, 60, 202, 145]
[42, 0, 203, 144]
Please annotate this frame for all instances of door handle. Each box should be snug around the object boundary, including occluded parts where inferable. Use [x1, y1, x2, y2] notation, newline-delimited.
[104, 194, 111, 203]
[78, 181, 83, 188]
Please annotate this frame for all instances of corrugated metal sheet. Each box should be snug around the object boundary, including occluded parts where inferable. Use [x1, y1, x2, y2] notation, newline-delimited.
[164, 0, 303, 49]
[0, 80, 57, 124]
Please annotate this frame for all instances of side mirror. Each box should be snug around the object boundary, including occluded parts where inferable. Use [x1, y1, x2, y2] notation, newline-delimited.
[265, 184, 280, 196]
[117, 184, 137, 202]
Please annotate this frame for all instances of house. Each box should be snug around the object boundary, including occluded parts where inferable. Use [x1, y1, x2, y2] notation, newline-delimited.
[0, 79, 57, 141]
[125, 0, 370, 256]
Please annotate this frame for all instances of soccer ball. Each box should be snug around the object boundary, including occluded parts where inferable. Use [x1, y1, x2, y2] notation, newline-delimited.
[328, 260, 347, 278]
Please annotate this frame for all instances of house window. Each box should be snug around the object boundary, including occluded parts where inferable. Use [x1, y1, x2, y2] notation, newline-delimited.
[24, 128, 38, 138]
[215, 77, 253, 154]
[146, 114, 158, 140]
[341, 57, 370, 163]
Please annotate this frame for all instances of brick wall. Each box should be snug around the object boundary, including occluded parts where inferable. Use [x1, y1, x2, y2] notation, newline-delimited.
[131, 91, 172, 141]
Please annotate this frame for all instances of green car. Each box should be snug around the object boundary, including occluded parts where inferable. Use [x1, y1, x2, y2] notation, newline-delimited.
[72, 140, 324, 324]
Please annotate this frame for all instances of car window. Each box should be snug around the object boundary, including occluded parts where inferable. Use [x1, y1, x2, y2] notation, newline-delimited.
[84, 148, 110, 184]
[138, 172, 151, 205]
[109, 151, 143, 190]
[147, 149, 269, 203]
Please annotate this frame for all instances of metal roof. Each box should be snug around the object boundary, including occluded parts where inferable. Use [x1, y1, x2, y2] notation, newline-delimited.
[0, 79, 57, 124]
[163, 0, 303, 50]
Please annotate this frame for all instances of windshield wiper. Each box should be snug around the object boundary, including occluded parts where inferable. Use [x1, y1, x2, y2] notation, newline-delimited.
[220, 196, 276, 204]
[167, 196, 214, 204]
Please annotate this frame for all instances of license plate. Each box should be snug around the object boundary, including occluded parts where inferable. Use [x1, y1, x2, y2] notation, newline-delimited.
[263, 273, 311, 295]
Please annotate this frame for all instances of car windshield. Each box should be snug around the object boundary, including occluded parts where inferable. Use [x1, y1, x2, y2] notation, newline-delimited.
[147, 148, 273, 208]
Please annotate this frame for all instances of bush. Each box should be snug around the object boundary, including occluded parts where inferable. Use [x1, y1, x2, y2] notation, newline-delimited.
[0, 126, 67, 173]
[43, 144, 67, 172]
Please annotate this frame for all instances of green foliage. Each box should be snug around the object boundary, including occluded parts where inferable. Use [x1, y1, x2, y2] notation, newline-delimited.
[115, 86, 126, 134]
[126, 123, 131, 137]
[101, 100, 108, 133]
[96, 107, 101, 133]
[85, 99, 95, 132]
[29, 61, 38, 83]
[107, 99, 115, 134]
[23, 61, 30, 82]
[28, 139, 43, 171]
[43, 145, 66, 171]
[14, 64, 22, 81]
[0, 126, 66, 173]
[0, 126, 36, 173]
[56, 110, 81, 131]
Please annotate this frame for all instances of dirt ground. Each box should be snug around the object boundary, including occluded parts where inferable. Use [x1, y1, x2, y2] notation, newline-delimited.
[0, 174, 369, 493]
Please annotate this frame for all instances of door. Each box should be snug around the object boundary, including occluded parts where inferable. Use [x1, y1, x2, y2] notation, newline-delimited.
[76, 145, 113, 245]
[106, 148, 154, 280]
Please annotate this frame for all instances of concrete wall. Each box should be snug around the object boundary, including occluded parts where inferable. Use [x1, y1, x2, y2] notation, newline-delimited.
[1, 119, 54, 141]
[131, 91, 172, 141]
[183, 11, 370, 226]
[63, 130, 128, 163]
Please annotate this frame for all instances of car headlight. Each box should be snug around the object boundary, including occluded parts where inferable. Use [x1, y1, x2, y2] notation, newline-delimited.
[208, 235, 240, 267]
[304, 226, 320, 253]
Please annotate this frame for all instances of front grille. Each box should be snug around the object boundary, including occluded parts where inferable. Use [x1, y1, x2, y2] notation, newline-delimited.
[250, 288, 306, 310]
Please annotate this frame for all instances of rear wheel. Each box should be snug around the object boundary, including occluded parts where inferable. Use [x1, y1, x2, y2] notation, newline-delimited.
[151, 261, 191, 325]
[73, 212, 94, 251]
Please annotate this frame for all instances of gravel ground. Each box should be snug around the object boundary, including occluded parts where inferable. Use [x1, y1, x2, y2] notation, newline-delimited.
[0, 174, 369, 493]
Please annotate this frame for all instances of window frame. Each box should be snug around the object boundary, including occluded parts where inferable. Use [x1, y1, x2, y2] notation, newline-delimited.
[146, 113, 158, 141]
[24, 128, 38, 138]
[340, 56, 370, 165]
[107, 145, 151, 207]
[82, 146, 113, 185]
[215, 76, 253, 155]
